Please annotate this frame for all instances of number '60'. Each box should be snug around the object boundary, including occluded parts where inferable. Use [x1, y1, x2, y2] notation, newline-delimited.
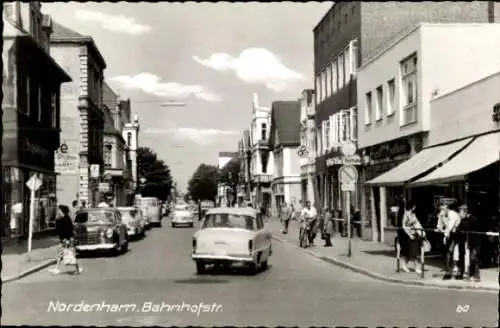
[456, 304, 470, 313]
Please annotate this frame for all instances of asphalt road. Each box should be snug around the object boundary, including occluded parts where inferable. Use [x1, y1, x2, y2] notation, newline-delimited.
[3, 217, 498, 326]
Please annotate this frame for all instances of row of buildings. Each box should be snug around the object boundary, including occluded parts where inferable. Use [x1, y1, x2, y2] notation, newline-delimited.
[223, 1, 500, 247]
[2, 2, 141, 239]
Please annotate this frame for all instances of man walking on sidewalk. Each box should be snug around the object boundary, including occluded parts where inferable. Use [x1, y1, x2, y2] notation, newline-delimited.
[281, 202, 292, 234]
[457, 205, 482, 282]
[442, 202, 462, 280]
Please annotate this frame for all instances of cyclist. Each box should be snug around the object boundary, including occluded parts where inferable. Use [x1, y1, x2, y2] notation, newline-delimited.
[300, 201, 318, 246]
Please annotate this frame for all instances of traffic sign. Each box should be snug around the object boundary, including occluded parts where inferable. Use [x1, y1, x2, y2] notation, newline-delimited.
[98, 182, 110, 192]
[90, 164, 100, 178]
[341, 182, 355, 191]
[339, 165, 358, 184]
[26, 174, 42, 191]
[341, 142, 357, 157]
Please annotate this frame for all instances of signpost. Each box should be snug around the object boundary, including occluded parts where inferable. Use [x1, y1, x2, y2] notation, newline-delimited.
[339, 163, 358, 258]
[26, 174, 42, 254]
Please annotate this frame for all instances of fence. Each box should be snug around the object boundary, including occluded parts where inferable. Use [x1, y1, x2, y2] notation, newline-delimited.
[395, 228, 500, 278]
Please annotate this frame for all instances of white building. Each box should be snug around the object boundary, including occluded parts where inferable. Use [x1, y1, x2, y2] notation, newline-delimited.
[249, 93, 273, 211]
[123, 113, 140, 194]
[298, 89, 317, 207]
[269, 100, 301, 215]
[357, 23, 500, 244]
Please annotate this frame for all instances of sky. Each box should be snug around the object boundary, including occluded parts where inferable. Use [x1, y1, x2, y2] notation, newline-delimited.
[42, 2, 332, 192]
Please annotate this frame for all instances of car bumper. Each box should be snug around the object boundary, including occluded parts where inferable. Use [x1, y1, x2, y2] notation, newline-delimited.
[192, 254, 254, 262]
[127, 229, 137, 236]
[76, 244, 117, 251]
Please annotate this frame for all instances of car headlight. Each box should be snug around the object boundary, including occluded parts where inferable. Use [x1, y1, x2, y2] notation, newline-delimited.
[106, 228, 113, 238]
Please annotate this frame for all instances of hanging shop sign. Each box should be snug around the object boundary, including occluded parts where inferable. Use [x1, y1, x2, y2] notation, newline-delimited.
[55, 153, 79, 174]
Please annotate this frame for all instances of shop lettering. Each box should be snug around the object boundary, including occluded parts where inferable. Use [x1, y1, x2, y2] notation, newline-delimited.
[371, 141, 410, 161]
[23, 139, 49, 159]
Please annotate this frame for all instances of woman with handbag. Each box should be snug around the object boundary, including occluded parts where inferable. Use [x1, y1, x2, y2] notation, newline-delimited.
[55, 205, 80, 275]
[402, 200, 426, 274]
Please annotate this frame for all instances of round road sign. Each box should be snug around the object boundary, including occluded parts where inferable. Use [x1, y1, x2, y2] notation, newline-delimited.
[341, 142, 356, 157]
[338, 165, 358, 184]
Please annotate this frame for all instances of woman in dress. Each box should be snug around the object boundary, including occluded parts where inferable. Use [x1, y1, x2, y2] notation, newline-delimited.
[402, 200, 425, 274]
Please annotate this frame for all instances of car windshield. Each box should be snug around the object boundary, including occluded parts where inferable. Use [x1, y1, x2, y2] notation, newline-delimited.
[119, 210, 137, 223]
[75, 211, 114, 224]
[202, 214, 255, 230]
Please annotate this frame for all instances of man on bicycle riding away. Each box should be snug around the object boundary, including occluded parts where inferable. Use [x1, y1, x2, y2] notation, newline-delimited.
[300, 201, 318, 245]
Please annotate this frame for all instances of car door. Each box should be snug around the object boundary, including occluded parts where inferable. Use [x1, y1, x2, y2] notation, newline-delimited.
[254, 215, 265, 252]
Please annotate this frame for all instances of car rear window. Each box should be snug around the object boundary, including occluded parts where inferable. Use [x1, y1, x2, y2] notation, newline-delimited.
[202, 214, 255, 230]
[75, 211, 115, 224]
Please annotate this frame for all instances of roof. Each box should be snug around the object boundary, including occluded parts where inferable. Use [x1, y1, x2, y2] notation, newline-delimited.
[50, 21, 107, 69]
[206, 207, 257, 217]
[269, 100, 301, 148]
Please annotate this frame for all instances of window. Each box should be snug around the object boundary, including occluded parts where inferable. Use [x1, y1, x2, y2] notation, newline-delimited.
[104, 144, 112, 167]
[261, 152, 268, 173]
[365, 92, 372, 125]
[127, 132, 132, 147]
[338, 54, 344, 89]
[37, 86, 42, 122]
[51, 92, 57, 128]
[324, 120, 331, 151]
[344, 47, 351, 83]
[203, 214, 255, 230]
[321, 70, 327, 101]
[332, 59, 338, 94]
[342, 110, 350, 141]
[325, 66, 331, 99]
[25, 76, 31, 115]
[315, 74, 322, 103]
[350, 39, 358, 78]
[375, 85, 383, 121]
[400, 54, 418, 125]
[317, 127, 323, 155]
[330, 115, 337, 146]
[387, 79, 395, 115]
[350, 108, 357, 141]
[261, 123, 267, 140]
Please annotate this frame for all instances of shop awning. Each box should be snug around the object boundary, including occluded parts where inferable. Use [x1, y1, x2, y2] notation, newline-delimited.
[366, 137, 473, 187]
[410, 131, 500, 187]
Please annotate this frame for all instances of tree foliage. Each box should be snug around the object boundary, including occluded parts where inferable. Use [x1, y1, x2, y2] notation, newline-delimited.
[187, 163, 218, 202]
[136, 147, 172, 202]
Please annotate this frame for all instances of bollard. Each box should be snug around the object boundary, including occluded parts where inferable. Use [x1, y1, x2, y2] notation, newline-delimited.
[396, 237, 401, 273]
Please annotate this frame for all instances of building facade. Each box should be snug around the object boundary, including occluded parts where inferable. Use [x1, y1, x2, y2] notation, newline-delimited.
[2, 2, 71, 238]
[122, 109, 139, 195]
[102, 82, 132, 206]
[313, 1, 500, 238]
[298, 89, 317, 208]
[241, 129, 252, 201]
[269, 101, 301, 216]
[249, 94, 273, 212]
[50, 21, 106, 208]
[358, 23, 500, 243]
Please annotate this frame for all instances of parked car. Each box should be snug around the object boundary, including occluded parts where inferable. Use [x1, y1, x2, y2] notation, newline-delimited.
[135, 197, 162, 227]
[73, 208, 129, 255]
[117, 207, 146, 238]
[171, 204, 194, 228]
[191, 207, 272, 274]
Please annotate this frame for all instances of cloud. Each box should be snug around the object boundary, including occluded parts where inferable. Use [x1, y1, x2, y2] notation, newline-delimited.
[193, 48, 306, 92]
[144, 127, 238, 145]
[74, 9, 151, 35]
[108, 73, 221, 102]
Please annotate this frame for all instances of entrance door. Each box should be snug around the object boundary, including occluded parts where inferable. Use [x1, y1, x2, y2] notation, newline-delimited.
[373, 188, 382, 242]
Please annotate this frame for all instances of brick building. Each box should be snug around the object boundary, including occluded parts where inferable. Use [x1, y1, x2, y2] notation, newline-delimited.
[49, 22, 106, 208]
[313, 1, 500, 239]
[2, 2, 71, 238]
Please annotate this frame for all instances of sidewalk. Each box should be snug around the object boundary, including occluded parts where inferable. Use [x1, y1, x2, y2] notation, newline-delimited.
[2, 235, 60, 283]
[267, 217, 499, 292]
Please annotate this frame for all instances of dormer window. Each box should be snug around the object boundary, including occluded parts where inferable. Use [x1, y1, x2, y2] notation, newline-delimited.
[261, 123, 267, 140]
[127, 132, 132, 146]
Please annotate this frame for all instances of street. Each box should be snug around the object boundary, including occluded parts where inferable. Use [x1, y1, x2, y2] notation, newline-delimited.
[3, 220, 497, 327]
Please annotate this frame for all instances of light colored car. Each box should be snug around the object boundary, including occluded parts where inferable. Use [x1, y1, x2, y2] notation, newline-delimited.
[135, 197, 162, 227]
[171, 204, 194, 228]
[117, 207, 146, 238]
[192, 207, 272, 274]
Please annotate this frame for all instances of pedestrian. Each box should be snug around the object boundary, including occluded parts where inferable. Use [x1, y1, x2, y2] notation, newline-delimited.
[457, 205, 482, 282]
[321, 208, 333, 247]
[442, 202, 462, 280]
[80, 200, 87, 209]
[401, 200, 425, 274]
[70, 200, 78, 220]
[47, 194, 58, 228]
[281, 202, 292, 234]
[54, 205, 80, 275]
[300, 201, 318, 246]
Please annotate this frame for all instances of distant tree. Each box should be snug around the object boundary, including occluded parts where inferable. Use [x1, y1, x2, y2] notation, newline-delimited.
[218, 157, 241, 206]
[187, 163, 218, 203]
[136, 147, 172, 202]
[183, 193, 191, 203]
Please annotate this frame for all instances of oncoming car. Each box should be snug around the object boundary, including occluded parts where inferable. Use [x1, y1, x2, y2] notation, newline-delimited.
[191, 207, 272, 274]
[171, 204, 194, 228]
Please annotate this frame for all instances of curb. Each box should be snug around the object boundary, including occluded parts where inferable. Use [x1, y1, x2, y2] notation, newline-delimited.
[2, 258, 57, 284]
[272, 235, 499, 293]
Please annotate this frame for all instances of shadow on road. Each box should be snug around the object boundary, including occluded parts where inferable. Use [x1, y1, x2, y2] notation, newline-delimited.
[200, 264, 272, 277]
[76, 249, 132, 259]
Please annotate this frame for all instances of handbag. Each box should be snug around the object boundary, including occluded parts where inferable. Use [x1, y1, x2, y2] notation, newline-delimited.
[63, 247, 77, 265]
[422, 238, 432, 253]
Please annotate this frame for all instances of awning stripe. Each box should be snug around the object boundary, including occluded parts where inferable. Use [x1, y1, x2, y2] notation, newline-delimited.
[366, 137, 473, 187]
[410, 132, 500, 186]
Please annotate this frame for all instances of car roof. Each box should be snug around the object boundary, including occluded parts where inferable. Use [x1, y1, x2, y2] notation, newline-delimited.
[206, 207, 257, 217]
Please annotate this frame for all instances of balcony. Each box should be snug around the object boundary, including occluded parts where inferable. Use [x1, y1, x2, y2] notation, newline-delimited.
[253, 174, 272, 183]
[104, 167, 124, 179]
